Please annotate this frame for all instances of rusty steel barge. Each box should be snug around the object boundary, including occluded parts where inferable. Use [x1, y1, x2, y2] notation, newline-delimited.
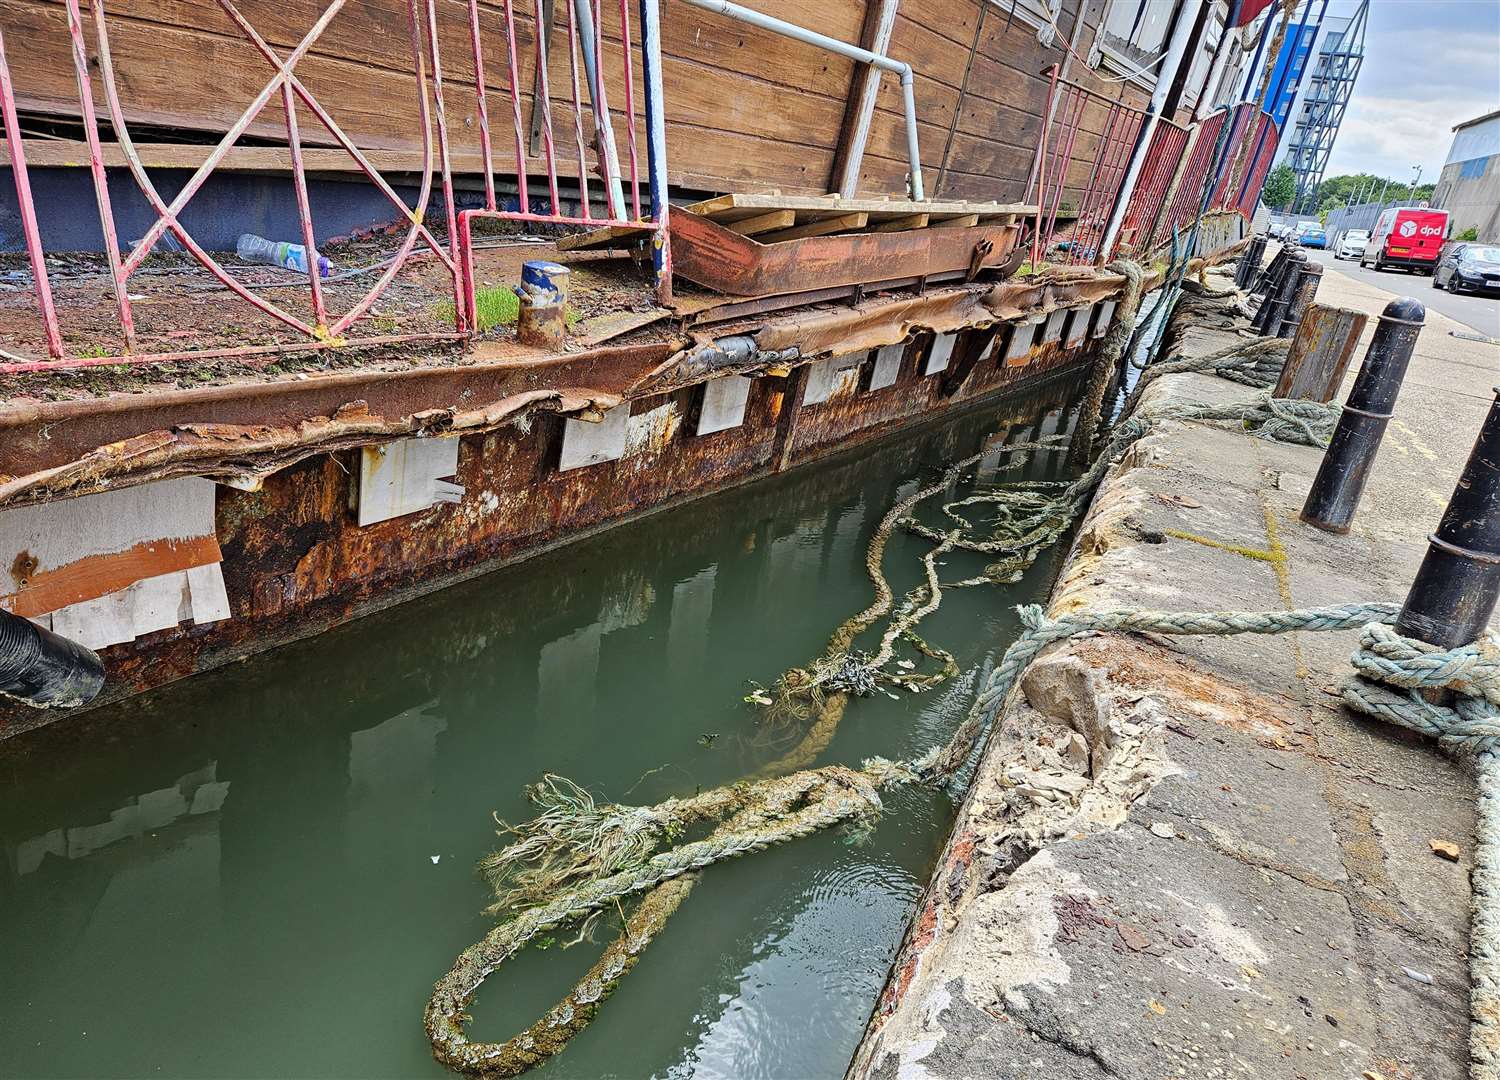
[0, 0, 1280, 734]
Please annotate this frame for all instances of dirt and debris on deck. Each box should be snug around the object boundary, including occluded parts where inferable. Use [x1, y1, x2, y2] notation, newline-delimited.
[0, 222, 672, 399]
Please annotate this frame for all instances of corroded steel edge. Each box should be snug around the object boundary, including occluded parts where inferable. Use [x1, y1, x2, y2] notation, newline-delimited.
[0, 246, 1241, 735]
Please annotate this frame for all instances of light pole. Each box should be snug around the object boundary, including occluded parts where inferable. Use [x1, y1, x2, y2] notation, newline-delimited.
[1408, 164, 1423, 205]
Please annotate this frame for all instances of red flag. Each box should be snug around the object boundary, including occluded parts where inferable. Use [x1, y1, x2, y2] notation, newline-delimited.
[1233, 0, 1277, 27]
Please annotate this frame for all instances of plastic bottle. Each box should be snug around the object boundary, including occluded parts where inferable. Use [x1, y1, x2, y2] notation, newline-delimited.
[236, 233, 333, 277]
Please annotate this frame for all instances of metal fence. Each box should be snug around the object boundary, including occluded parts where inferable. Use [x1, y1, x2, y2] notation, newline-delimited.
[1324, 200, 1385, 236]
[0, 0, 668, 374]
[1030, 75, 1281, 268]
[1027, 66, 1150, 268]
[1147, 103, 1279, 252]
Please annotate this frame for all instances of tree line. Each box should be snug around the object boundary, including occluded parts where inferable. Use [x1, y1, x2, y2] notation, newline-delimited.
[1261, 165, 1437, 214]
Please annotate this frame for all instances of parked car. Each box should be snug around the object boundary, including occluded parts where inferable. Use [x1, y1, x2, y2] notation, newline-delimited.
[1295, 222, 1328, 249]
[1433, 243, 1500, 295]
[1360, 207, 1450, 273]
[1334, 229, 1369, 260]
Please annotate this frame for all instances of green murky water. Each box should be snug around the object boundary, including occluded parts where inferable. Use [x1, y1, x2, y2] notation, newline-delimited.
[0, 375, 1084, 1079]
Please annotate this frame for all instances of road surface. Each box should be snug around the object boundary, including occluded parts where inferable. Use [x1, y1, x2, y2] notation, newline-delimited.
[1305, 248, 1500, 338]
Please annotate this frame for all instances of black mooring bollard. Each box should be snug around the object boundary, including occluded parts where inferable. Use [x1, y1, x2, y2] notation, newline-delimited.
[1256, 249, 1306, 336]
[1300, 296, 1426, 533]
[1277, 260, 1323, 338]
[1395, 388, 1500, 648]
[1251, 246, 1289, 297]
[1236, 235, 1267, 290]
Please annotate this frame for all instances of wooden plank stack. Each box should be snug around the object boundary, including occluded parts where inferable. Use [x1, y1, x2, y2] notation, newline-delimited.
[556, 194, 1033, 252]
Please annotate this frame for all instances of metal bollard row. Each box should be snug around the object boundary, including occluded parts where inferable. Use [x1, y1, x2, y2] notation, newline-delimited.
[1235, 234, 1268, 290]
[1396, 387, 1500, 649]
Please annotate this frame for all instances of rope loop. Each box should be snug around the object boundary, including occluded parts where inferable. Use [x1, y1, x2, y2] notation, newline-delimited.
[1343, 624, 1500, 763]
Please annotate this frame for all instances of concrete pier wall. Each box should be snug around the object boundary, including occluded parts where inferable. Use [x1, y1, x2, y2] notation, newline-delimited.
[851, 269, 1494, 1079]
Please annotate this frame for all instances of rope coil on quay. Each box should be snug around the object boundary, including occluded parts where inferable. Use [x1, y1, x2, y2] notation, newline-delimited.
[422, 263, 1499, 1078]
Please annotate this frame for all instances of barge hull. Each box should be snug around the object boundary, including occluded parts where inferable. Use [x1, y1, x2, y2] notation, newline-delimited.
[0, 332, 1090, 738]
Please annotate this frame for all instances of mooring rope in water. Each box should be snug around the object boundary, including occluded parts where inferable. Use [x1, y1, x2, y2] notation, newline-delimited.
[426, 597, 1500, 1077]
[762, 434, 1068, 719]
[423, 283, 1378, 1076]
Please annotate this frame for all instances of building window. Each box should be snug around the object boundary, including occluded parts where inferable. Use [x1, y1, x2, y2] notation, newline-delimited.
[1092, 0, 1189, 88]
[1459, 155, 1491, 180]
[988, 0, 1067, 48]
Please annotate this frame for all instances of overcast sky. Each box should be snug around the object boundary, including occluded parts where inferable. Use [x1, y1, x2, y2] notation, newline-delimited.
[1324, 0, 1500, 181]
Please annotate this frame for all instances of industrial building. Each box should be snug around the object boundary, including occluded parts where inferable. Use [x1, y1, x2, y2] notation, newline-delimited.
[1432, 109, 1500, 242]
[1268, 0, 1369, 214]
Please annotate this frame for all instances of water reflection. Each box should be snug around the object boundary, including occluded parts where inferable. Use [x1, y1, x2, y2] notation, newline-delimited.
[0, 374, 1086, 1078]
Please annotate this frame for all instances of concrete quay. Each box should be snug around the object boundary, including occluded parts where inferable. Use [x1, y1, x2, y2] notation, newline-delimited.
[850, 261, 1498, 1080]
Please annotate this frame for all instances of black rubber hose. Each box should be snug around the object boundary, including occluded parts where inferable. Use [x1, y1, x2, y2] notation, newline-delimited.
[0, 609, 105, 708]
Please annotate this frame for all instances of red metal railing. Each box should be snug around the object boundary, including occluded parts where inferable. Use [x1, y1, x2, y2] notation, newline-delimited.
[1147, 102, 1277, 252]
[1153, 106, 1228, 250]
[1027, 65, 1148, 268]
[1028, 72, 1284, 268]
[1117, 119, 1189, 255]
[1227, 109, 1280, 219]
[0, 0, 668, 374]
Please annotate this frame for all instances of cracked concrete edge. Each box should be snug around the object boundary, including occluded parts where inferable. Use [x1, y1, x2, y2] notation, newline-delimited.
[845, 383, 1217, 1080]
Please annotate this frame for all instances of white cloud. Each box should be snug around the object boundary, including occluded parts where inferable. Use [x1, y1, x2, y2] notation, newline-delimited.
[1312, 0, 1500, 178]
[1330, 94, 1498, 177]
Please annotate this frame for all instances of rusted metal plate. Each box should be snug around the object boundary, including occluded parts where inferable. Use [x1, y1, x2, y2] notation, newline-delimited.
[0, 344, 677, 495]
[0, 327, 1096, 738]
[668, 210, 1021, 297]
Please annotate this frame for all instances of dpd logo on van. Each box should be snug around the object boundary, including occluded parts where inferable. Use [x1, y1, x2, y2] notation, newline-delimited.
[1399, 220, 1418, 238]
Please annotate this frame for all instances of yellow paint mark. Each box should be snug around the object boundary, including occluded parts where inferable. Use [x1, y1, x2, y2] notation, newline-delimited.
[1163, 498, 1305, 677]
[1391, 420, 1439, 462]
[1427, 490, 1448, 510]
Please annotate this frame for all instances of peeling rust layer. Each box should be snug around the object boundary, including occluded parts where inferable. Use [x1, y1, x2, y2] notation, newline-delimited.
[667, 211, 1021, 297]
[0, 250, 1254, 733]
[0, 249, 1243, 502]
[0, 343, 677, 486]
[0, 338, 1093, 737]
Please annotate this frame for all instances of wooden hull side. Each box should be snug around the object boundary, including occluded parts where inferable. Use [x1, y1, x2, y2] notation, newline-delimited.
[5, 0, 1142, 201]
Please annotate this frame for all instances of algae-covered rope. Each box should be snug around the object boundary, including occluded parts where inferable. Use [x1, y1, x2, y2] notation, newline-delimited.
[766, 434, 1068, 714]
[426, 594, 1500, 1077]
[1152, 392, 1339, 448]
[424, 307, 1352, 1075]
[426, 766, 880, 1075]
[1070, 259, 1146, 467]
[1120, 334, 1290, 418]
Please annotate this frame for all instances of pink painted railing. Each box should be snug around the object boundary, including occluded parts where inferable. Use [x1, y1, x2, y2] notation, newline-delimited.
[0, 0, 668, 374]
[455, 0, 671, 327]
[1227, 109, 1280, 219]
[1027, 65, 1148, 269]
